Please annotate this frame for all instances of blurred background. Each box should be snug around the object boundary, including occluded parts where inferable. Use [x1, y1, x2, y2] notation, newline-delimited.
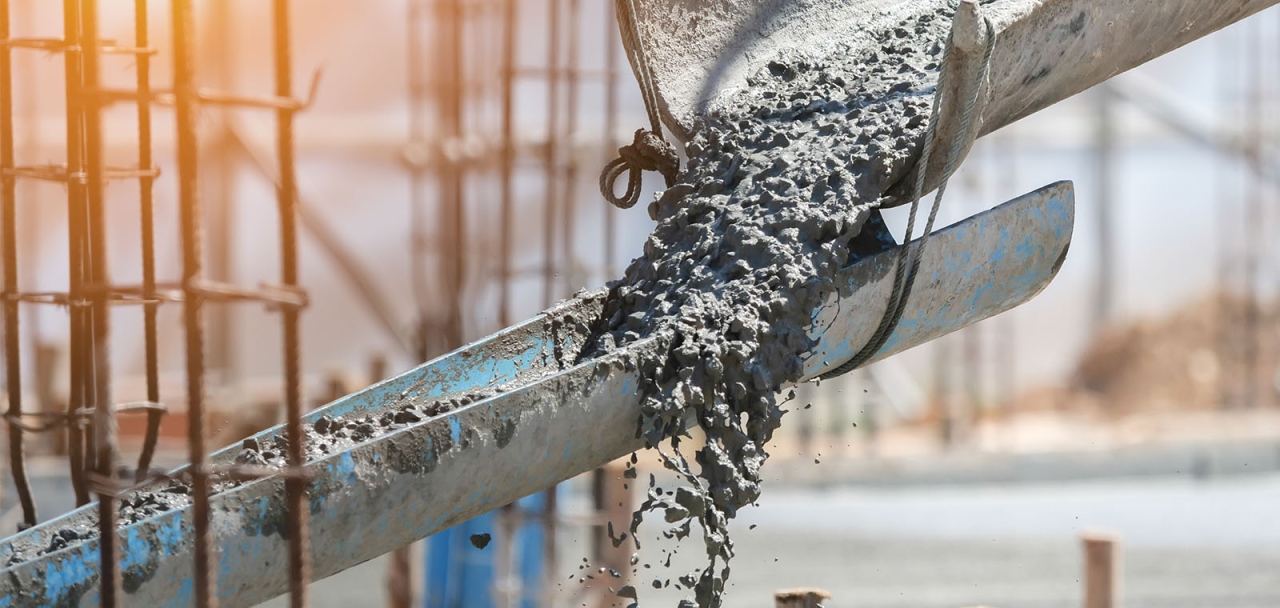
[1, 1, 1279, 607]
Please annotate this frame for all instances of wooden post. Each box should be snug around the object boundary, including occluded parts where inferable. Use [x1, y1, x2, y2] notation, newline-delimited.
[1082, 533, 1119, 608]
[774, 588, 831, 608]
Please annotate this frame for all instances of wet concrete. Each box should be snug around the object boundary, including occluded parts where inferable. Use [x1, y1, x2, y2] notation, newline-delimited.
[578, 6, 954, 605]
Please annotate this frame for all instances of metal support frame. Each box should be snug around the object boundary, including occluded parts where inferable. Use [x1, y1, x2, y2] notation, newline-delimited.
[0, 1, 314, 606]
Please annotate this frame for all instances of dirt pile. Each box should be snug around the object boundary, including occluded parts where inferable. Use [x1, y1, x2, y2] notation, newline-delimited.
[1029, 294, 1280, 414]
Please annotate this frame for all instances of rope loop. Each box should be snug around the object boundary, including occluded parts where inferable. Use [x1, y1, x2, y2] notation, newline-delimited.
[600, 128, 680, 209]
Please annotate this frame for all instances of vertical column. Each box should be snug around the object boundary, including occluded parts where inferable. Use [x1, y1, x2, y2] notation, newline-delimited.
[171, 1, 215, 605]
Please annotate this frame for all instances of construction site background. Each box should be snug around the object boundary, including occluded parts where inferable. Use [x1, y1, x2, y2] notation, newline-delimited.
[1, 1, 1279, 607]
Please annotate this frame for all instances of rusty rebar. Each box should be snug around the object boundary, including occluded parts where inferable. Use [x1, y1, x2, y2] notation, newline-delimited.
[440, 0, 464, 351]
[499, 0, 515, 328]
[604, 0, 619, 278]
[171, 1, 214, 606]
[407, 0, 430, 360]
[541, 0, 561, 306]
[560, 0, 579, 294]
[273, 0, 311, 605]
[0, 0, 37, 531]
[62, 0, 91, 508]
[133, 0, 162, 483]
[79, 1, 122, 605]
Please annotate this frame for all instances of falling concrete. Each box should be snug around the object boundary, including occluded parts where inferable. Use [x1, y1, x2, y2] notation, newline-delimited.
[587, 6, 952, 605]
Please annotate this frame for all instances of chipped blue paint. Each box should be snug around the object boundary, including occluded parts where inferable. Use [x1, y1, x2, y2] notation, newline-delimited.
[449, 417, 463, 445]
[120, 527, 150, 573]
[0, 185, 1070, 608]
[45, 546, 94, 602]
[804, 182, 1074, 375]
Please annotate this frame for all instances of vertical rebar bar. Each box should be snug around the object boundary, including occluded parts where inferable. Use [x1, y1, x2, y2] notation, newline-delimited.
[79, 0, 121, 604]
[498, 0, 515, 328]
[171, 1, 214, 605]
[1093, 86, 1115, 335]
[0, 0, 37, 530]
[559, 0, 579, 291]
[133, 0, 162, 482]
[541, 0, 561, 306]
[407, 0, 430, 361]
[442, 0, 464, 350]
[543, 3, 566, 594]
[604, 0, 619, 279]
[1242, 19, 1263, 409]
[1214, 30, 1237, 410]
[62, 0, 90, 507]
[934, 338, 953, 447]
[273, 1, 311, 605]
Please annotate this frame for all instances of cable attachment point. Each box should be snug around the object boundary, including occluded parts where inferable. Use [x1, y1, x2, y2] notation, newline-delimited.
[600, 128, 680, 210]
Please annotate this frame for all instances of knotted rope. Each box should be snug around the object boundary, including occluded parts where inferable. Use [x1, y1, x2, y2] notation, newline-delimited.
[600, 0, 680, 209]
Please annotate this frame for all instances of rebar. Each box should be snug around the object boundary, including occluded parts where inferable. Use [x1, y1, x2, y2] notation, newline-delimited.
[499, 0, 515, 328]
[542, 0, 561, 306]
[408, 0, 430, 361]
[273, 0, 311, 604]
[79, 0, 123, 604]
[170, 2, 214, 606]
[604, 0, 619, 278]
[62, 0, 92, 508]
[560, 0, 580, 293]
[0, 0, 37, 532]
[440, 0, 464, 351]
